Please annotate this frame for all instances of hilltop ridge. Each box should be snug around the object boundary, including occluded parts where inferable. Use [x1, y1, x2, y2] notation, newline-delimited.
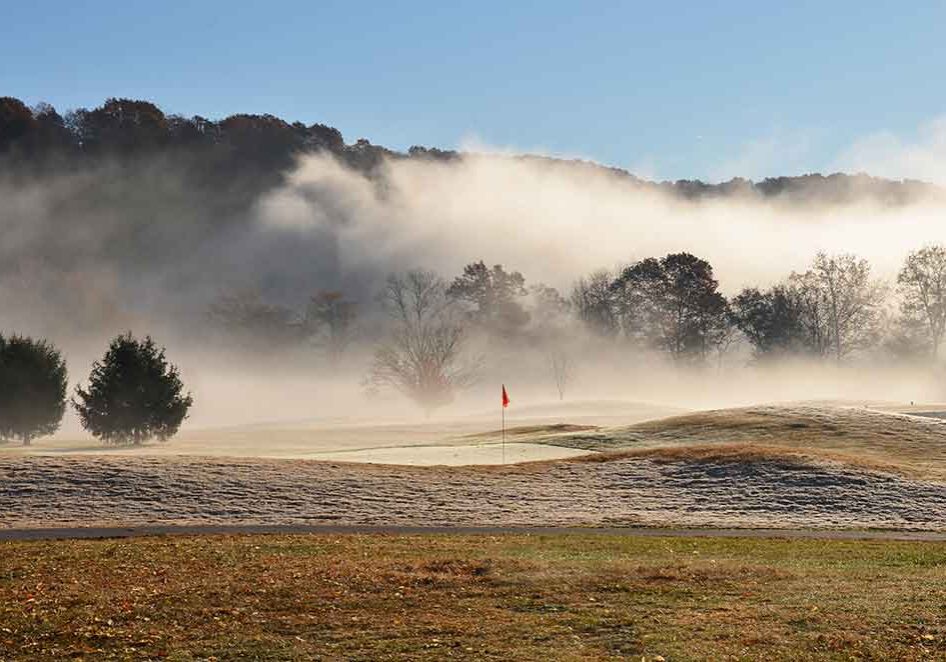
[1, 95, 940, 206]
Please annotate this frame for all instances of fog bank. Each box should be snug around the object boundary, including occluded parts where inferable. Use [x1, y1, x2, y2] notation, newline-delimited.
[4, 149, 946, 430]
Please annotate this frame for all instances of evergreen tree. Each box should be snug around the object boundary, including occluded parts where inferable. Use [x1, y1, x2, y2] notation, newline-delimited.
[73, 333, 193, 445]
[0, 334, 68, 445]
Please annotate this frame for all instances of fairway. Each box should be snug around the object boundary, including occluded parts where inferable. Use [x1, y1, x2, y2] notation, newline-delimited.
[2, 533, 945, 660]
[0, 400, 681, 463]
[5, 403, 946, 532]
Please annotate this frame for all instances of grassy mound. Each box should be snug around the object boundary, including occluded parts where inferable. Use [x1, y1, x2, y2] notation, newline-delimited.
[544, 405, 946, 480]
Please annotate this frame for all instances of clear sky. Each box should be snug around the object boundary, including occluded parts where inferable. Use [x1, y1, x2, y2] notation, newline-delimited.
[3, 1, 945, 182]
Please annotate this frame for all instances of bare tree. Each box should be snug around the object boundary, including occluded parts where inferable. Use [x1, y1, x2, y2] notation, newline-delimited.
[710, 321, 741, 371]
[897, 244, 946, 359]
[570, 270, 618, 336]
[368, 270, 478, 414]
[788, 252, 887, 362]
[529, 283, 570, 331]
[549, 349, 571, 400]
[785, 270, 833, 357]
[207, 289, 302, 350]
[304, 290, 357, 363]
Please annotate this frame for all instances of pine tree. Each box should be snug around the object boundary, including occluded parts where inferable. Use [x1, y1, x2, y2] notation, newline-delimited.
[0, 334, 68, 445]
[73, 333, 193, 445]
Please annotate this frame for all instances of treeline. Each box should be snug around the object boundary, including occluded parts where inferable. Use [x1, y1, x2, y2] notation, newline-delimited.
[204, 247, 946, 412]
[5, 246, 945, 432]
[0, 333, 191, 447]
[1, 95, 938, 204]
[580, 247, 942, 365]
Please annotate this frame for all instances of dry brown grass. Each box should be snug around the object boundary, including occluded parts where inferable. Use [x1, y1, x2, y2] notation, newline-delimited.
[569, 442, 918, 476]
[546, 405, 946, 480]
[2, 533, 946, 660]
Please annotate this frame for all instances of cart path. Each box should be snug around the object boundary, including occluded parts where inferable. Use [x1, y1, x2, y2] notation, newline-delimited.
[3, 524, 946, 542]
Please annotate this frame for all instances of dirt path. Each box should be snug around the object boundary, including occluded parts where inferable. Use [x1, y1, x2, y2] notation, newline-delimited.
[3, 523, 946, 542]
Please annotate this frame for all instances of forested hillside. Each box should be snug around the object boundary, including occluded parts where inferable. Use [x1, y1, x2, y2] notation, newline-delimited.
[1, 96, 938, 205]
[1, 95, 944, 377]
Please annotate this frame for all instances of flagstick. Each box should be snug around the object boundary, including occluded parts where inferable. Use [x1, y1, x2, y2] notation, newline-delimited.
[501, 400, 506, 465]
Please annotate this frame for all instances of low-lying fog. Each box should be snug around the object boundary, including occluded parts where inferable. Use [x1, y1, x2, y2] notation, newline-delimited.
[4, 150, 946, 436]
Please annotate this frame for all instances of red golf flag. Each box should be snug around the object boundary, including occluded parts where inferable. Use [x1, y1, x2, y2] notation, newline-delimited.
[502, 384, 510, 408]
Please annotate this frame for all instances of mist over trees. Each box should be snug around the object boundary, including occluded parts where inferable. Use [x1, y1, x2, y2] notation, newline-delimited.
[208, 291, 304, 351]
[731, 286, 810, 359]
[0, 335, 67, 445]
[609, 253, 730, 362]
[2, 95, 938, 205]
[2, 244, 946, 416]
[304, 291, 358, 363]
[447, 262, 530, 338]
[729, 255, 887, 363]
[5, 94, 946, 412]
[1, 94, 943, 350]
[367, 271, 478, 414]
[571, 271, 619, 337]
[897, 245, 946, 358]
[354, 249, 943, 408]
[549, 350, 572, 401]
[789, 253, 887, 362]
[73, 333, 193, 445]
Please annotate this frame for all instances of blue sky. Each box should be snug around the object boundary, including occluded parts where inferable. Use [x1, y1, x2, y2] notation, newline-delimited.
[3, 1, 945, 182]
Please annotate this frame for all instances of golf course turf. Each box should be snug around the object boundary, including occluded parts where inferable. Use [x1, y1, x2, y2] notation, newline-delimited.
[2, 532, 945, 660]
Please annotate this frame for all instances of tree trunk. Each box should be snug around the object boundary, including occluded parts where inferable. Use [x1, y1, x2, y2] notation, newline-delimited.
[831, 299, 841, 363]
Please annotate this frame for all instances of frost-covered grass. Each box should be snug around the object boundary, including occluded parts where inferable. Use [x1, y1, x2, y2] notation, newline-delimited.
[0, 400, 679, 462]
[3, 447, 945, 530]
[3, 403, 946, 531]
[543, 405, 946, 479]
[2, 533, 945, 660]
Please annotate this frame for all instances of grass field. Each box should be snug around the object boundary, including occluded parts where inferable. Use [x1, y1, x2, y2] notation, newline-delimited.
[0, 400, 682, 464]
[2, 533, 945, 660]
[543, 404, 946, 479]
[4, 444, 945, 531]
[4, 404, 946, 658]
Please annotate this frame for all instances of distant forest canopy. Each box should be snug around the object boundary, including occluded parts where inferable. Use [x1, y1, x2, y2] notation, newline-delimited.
[6, 95, 946, 399]
[0, 95, 940, 205]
